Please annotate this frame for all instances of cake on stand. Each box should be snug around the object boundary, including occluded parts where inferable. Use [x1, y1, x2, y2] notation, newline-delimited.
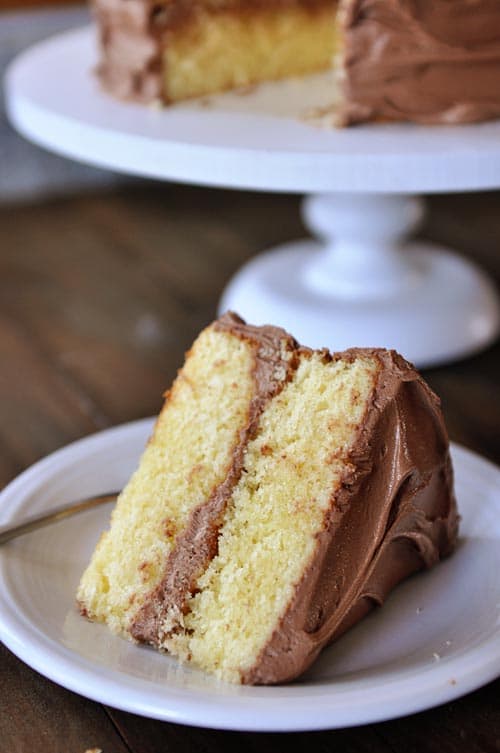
[5, 26, 500, 367]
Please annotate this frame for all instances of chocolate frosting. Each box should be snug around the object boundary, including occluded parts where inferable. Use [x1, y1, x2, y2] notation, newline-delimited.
[338, 0, 500, 125]
[242, 349, 458, 684]
[130, 312, 298, 643]
[92, 0, 164, 102]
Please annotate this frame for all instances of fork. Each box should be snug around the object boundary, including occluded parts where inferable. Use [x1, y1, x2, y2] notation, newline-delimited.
[0, 492, 119, 545]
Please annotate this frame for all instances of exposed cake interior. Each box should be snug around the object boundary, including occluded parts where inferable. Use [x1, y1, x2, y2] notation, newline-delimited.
[163, 3, 338, 102]
[77, 324, 259, 634]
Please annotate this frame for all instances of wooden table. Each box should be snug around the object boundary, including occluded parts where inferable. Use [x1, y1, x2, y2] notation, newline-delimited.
[0, 184, 499, 752]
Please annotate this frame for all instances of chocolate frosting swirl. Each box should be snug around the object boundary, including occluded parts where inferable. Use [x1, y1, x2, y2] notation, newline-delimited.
[338, 0, 500, 125]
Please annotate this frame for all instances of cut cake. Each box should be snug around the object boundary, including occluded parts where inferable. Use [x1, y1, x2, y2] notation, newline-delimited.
[93, 0, 500, 125]
[78, 312, 458, 684]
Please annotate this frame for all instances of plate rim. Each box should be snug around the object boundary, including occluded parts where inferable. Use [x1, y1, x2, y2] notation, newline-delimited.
[0, 417, 499, 732]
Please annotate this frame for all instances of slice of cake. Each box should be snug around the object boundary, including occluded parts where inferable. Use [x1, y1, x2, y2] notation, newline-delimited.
[77, 312, 458, 684]
[93, 0, 500, 126]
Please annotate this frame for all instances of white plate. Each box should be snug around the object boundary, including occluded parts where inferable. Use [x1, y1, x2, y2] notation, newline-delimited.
[0, 418, 499, 732]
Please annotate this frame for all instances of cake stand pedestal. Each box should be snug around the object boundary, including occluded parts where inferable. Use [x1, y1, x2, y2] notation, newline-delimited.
[220, 193, 499, 365]
[5, 27, 500, 366]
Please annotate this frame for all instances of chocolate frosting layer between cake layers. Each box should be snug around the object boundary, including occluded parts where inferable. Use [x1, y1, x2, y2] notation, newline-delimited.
[130, 312, 299, 644]
[338, 0, 500, 125]
[242, 349, 459, 684]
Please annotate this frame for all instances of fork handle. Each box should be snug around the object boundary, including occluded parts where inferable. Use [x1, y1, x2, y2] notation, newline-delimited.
[0, 492, 119, 545]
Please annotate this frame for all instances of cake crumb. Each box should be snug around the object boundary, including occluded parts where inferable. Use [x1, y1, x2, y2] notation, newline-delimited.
[445, 640, 452, 646]
[149, 98, 164, 111]
[449, 678, 457, 685]
[302, 104, 340, 129]
[163, 517, 177, 538]
[433, 652, 441, 661]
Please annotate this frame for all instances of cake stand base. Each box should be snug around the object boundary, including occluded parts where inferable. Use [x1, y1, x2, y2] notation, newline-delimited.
[219, 194, 500, 368]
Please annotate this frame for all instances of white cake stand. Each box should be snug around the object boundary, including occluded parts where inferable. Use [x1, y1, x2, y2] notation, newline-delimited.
[5, 27, 500, 366]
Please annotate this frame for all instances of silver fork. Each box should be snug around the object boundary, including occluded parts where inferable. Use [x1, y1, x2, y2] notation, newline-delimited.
[0, 492, 119, 545]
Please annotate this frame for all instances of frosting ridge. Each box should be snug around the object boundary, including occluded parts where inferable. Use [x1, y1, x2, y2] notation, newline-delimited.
[338, 0, 500, 125]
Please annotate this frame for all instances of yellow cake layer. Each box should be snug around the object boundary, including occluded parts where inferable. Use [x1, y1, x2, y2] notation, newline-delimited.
[164, 4, 338, 102]
[77, 325, 257, 635]
[165, 352, 380, 682]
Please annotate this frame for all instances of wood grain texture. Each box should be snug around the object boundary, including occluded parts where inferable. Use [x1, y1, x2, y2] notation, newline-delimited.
[0, 644, 131, 753]
[106, 707, 394, 753]
[0, 184, 498, 752]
